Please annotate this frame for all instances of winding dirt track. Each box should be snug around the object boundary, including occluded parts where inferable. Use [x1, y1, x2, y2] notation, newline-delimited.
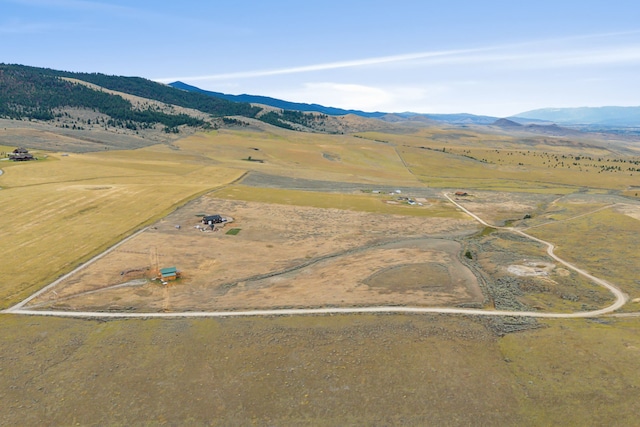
[2, 193, 629, 319]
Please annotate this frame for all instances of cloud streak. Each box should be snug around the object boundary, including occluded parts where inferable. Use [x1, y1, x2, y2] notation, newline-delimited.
[155, 32, 640, 84]
[154, 47, 498, 83]
[0, 18, 83, 34]
[4, 0, 135, 13]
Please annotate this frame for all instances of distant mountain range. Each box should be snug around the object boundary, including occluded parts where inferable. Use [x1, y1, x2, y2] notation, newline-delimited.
[513, 106, 640, 127]
[170, 81, 640, 129]
[491, 118, 586, 137]
[2, 63, 638, 135]
[169, 82, 502, 125]
[169, 81, 386, 118]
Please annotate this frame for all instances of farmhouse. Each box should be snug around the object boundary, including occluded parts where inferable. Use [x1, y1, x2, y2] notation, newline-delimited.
[9, 147, 34, 161]
[202, 214, 225, 225]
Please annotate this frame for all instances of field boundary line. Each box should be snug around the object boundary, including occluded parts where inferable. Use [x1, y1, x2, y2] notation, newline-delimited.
[6, 227, 149, 312]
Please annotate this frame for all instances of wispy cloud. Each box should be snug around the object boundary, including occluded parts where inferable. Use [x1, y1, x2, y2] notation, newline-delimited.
[154, 31, 640, 84]
[267, 82, 451, 112]
[0, 18, 80, 34]
[153, 47, 498, 83]
[4, 0, 135, 13]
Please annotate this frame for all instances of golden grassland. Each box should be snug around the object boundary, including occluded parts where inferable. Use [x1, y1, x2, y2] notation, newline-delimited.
[2, 126, 639, 310]
[0, 146, 244, 308]
[527, 207, 640, 307]
[500, 317, 640, 426]
[358, 128, 640, 192]
[3, 124, 640, 424]
[1, 313, 639, 426]
[178, 129, 419, 185]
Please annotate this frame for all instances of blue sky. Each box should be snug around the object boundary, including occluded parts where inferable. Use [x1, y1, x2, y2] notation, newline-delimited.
[2, 0, 639, 116]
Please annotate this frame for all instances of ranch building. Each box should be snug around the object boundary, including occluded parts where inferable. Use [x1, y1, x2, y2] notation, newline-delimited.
[9, 147, 35, 161]
[159, 266, 180, 281]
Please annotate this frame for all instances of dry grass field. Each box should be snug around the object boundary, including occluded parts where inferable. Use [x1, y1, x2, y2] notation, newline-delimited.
[0, 145, 244, 308]
[527, 203, 640, 309]
[1, 314, 639, 426]
[3, 121, 640, 425]
[25, 197, 480, 312]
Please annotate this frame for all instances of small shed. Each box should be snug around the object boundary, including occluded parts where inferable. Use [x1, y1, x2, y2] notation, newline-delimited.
[159, 266, 180, 281]
[455, 191, 468, 196]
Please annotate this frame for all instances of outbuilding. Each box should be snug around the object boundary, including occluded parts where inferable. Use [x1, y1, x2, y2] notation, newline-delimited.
[159, 266, 180, 281]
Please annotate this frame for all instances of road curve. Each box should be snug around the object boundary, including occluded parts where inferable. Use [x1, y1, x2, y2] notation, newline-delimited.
[443, 192, 628, 315]
[1, 193, 630, 319]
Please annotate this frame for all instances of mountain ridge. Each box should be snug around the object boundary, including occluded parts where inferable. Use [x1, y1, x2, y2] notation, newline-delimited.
[513, 106, 640, 127]
[169, 81, 387, 118]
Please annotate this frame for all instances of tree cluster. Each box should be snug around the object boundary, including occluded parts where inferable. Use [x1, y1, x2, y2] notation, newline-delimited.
[258, 110, 324, 130]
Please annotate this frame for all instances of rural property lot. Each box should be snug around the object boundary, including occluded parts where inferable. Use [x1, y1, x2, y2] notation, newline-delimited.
[20, 174, 637, 316]
[26, 196, 482, 312]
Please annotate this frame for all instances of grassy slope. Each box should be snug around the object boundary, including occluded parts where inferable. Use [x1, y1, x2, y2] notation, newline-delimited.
[178, 129, 419, 185]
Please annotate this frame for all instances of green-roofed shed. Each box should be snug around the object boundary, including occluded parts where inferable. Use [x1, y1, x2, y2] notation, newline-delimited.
[159, 266, 180, 281]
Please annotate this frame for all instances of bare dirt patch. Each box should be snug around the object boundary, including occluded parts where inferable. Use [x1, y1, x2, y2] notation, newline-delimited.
[615, 203, 640, 221]
[28, 197, 479, 312]
[507, 261, 556, 277]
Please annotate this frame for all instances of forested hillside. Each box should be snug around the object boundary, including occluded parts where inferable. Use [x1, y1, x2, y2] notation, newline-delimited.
[0, 64, 355, 133]
[0, 64, 210, 129]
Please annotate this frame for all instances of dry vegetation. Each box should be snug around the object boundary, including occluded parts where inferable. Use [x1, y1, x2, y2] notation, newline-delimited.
[2, 119, 640, 425]
[0, 145, 243, 308]
[26, 198, 479, 312]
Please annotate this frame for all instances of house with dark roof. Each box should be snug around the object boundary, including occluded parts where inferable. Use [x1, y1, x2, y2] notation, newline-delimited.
[202, 214, 224, 225]
[9, 148, 34, 161]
